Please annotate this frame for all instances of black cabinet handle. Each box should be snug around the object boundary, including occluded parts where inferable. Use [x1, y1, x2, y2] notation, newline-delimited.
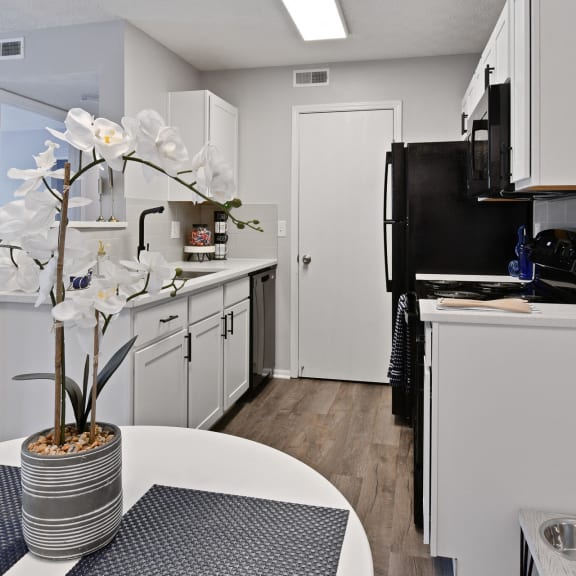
[461, 112, 468, 135]
[228, 311, 234, 335]
[484, 64, 494, 89]
[221, 315, 228, 339]
[159, 314, 178, 324]
[184, 333, 191, 362]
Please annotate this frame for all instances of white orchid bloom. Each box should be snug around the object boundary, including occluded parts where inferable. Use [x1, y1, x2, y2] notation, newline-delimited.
[120, 251, 174, 295]
[47, 108, 95, 153]
[7, 141, 65, 197]
[0, 194, 56, 243]
[35, 257, 57, 307]
[93, 118, 134, 171]
[52, 278, 127, 355]
[99, 259, 143, 295]
[122, 110, 189, 178]
[30, 228, 94, 306]
[0, 249, 39, 293]
[190, 143, 235, 202]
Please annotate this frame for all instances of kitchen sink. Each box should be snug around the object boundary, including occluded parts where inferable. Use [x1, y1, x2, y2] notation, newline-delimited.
[177, 270, 222, 280]
[540, 518, 576, 560]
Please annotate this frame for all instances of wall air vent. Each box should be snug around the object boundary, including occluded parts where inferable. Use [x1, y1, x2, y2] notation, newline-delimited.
[293, 68, 329, 87]
[0, 38, 24, 59]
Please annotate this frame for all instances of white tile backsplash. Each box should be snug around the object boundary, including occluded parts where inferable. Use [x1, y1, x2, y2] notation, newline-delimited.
[533, 196, 576, 235]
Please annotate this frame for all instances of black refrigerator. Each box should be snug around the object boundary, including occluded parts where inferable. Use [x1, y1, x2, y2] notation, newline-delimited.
[384, 141, 532, 418]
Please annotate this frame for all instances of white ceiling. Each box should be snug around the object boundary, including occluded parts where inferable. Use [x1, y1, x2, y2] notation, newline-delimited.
[0, 0, 507, 71]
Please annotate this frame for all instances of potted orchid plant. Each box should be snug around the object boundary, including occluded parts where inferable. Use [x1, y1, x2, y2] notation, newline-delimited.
[0, 107, 260, 559]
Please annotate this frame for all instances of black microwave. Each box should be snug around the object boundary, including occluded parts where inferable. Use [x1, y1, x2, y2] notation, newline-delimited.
[466, 82, 513, 198]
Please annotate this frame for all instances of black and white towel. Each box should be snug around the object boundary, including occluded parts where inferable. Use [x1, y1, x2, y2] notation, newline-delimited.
[387, 294, 412, 392]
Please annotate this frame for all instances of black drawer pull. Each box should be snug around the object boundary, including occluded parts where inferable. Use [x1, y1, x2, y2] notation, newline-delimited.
[221, 315, 228, 339]
[184, 333, 191, 361]
[228, 310, 234, 335]
[159, 314, 178, 324]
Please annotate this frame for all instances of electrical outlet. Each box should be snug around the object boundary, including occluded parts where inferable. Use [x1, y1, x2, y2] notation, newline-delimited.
[170, 221, 181, 239]
[277, 220, 287, 238]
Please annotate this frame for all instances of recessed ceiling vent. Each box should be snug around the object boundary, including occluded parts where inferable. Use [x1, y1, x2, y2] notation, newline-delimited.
[293, 68, 329, 87]
[0, 38, 24, 60]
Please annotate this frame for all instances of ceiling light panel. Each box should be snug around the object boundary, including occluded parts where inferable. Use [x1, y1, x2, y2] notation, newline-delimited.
[281, 0, 347, 41]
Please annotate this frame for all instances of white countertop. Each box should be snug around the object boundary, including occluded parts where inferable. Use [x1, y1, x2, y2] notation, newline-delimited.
[419, 298, 576, 328]
[0, 258, 277, 308]
[519, 509, 576, 576]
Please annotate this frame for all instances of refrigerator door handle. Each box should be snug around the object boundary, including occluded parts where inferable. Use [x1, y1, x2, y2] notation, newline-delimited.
[383, 152, 394, 292]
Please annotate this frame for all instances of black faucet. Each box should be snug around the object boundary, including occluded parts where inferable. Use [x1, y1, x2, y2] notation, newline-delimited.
[137, 206, 165, 259]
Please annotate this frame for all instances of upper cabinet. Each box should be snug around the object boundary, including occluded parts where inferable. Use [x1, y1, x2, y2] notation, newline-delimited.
[168, 90, 239, 201]
[461, 3, 510, 138]
[511, 0, 576, 191]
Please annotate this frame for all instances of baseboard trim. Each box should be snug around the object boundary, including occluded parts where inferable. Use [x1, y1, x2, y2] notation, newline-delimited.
[273, 369, 291, 379]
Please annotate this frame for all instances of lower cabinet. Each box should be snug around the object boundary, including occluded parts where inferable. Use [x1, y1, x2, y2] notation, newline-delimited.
[188, 312, 224, 429]
[134, 328, 188, 427]
[223, 298, 250, 410]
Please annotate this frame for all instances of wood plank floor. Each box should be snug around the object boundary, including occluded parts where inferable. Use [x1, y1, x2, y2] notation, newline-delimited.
[215, 378, 453, 576]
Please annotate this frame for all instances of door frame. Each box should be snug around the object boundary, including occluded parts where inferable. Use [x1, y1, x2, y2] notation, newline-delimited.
[290, 101, 403, 378]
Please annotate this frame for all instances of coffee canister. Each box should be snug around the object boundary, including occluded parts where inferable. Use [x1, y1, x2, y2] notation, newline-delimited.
[214, 211, 228, 234]
[214, 233, 228, 260]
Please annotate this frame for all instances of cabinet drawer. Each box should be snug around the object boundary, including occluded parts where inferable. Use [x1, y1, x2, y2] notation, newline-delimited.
[224, 277, 249, 307]
[133, 298, 187, 348]
[189, 286, 223, 325]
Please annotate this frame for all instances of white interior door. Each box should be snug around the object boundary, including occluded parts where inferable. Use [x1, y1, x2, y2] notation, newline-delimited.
[297, 108, 395, 382]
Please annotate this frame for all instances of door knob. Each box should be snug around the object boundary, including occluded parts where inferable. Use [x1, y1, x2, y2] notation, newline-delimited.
[302, 254, 312, 264]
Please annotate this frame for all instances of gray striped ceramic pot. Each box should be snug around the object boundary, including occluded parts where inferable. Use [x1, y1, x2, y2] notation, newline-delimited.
[20, 423, 123, 559]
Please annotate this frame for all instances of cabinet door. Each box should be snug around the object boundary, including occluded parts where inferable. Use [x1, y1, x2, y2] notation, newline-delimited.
[188, 313, 224, 430]
[223, 298, 250, 410]
[134, 330, 188, 427]
[511, 0, 531, 183]
[208, 93, 239, 196]
[493, 5, 510, 83]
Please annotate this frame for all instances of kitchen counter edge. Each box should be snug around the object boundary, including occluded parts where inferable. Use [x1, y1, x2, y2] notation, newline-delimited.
[418, 299, 576, 328]
[0, 258, 278, 309]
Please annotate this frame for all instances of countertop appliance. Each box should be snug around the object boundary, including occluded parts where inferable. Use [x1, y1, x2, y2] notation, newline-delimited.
[384, 141, 531, 419]
[249, 266, 276, 394]
[410, 228, 576, 535]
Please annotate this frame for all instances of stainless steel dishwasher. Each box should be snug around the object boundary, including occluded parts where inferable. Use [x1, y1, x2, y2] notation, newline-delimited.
[249, 266, 276, 393]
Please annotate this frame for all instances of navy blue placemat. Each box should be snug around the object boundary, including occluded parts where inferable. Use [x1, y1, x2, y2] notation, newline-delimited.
[67, 484, 349, 576]
[0, 466, 27, 575]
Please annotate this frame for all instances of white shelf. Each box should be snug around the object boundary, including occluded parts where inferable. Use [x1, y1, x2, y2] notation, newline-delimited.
[52, 221, 128, 230]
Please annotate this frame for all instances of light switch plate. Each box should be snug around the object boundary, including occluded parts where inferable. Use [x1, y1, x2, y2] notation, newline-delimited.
[277, 220, 287, 238]
[170, 221, 181, 239]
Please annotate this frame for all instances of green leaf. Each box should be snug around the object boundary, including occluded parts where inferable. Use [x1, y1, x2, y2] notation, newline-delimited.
[13, 373, 84, 430]
[83, 336, 138, 422]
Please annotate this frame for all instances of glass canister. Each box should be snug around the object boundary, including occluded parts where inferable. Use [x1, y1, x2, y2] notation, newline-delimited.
[189, 224, 211, 246]
[214, 233, 228, 260]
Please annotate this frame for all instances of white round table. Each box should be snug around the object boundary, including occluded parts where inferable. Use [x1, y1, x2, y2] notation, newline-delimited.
[0, 426, 373, 576]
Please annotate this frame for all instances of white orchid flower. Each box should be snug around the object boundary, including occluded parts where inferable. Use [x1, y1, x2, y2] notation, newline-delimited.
[7, 141, 65, 197]
[52, 277, 127, 355]
[0, 249, 39, 293]
[191, 143, 235, 202]
[99, 259, 143, 295]
[0, 195, 56, 243]
[47, 108, 95, 153]
[120, 251, 174, 295]
[93, 118, 134, 171]
[122, 110, 189, 178]
[31, 229, 94, 306]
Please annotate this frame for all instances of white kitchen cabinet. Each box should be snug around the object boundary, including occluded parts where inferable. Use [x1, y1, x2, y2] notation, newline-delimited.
[188, 285, 225, 430]
[461, 1, 510, 134]
[168, 90, 238, 201]
[223, 298, 250, 410]
[511, 0, 576, 190]
[133, 328, 188, 427]
[426, 318, 576, 576]
[511, 0, 531, 183]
